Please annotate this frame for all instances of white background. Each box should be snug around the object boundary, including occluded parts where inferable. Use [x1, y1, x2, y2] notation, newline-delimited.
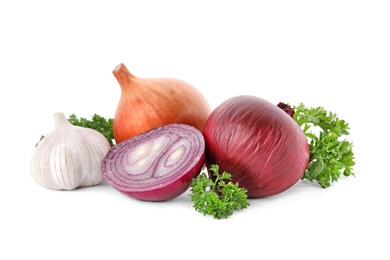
[1, 0, 389, 259]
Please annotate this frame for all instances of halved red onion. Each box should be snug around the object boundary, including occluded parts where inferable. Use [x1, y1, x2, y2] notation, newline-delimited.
[102, 124, 205, 201]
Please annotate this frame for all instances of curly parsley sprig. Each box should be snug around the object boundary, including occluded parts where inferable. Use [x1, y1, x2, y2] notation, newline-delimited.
[292, 104, 355, 188]
[68, 114, 114, 146]
[189, 164, 250, 219]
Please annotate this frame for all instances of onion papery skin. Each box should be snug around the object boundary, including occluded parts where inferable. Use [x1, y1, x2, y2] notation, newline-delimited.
[203, 95, 310, 198]
[112, 63, 212, 144]
[102, 124, 205, 201]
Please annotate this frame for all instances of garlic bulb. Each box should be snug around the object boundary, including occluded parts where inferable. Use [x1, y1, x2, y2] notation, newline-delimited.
[30, 112, 111, 190]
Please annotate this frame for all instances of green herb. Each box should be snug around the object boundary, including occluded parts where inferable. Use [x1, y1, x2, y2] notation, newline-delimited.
[37, 114, 114, 147]
[292, 103, 355, 188]
[189, 164, 250, 219]
[68, 114, 114, 146]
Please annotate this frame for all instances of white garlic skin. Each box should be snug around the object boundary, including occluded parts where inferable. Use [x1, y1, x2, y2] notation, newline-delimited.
[30, 112, 111, 190]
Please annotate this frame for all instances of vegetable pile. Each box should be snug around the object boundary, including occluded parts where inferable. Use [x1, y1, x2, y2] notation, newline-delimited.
[31, 63, 355, 219]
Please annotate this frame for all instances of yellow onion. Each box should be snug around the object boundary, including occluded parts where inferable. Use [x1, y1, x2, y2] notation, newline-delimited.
[112, 63, 211, 144]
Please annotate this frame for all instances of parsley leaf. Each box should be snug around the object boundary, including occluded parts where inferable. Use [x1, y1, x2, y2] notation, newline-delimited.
[68, 114, 114, 146]
[292, 103, 355, 188]
[189, 164, 250, 219]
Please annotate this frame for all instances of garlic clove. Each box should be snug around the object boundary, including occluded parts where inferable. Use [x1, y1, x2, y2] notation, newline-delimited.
[30, 112, 111, 190]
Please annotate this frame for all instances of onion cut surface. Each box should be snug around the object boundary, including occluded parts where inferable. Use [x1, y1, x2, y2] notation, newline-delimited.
[203, 95, 310, 198]
[102, 124, 205, 201]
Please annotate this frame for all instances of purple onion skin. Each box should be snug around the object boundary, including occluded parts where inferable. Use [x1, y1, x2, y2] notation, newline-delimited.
[203, 95, 310, 198]
[102, 124, 205, 201]
[122, 157, 205, 201]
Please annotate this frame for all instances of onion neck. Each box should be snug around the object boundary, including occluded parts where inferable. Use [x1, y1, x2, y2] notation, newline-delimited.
[277, 102, 295, 118]
[113, 63, 135, 91]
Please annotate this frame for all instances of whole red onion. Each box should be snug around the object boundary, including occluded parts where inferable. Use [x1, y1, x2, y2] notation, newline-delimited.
[203, 95, 310, 198]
